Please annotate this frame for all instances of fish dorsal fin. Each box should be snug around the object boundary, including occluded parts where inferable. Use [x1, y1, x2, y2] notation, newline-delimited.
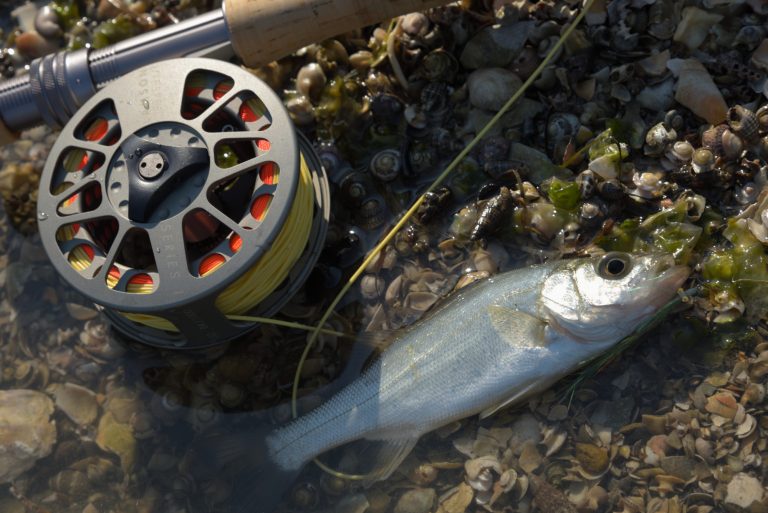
[487, 305, 548, 348]
[360, 436, 420, 487]
[479, 380, 540, 419]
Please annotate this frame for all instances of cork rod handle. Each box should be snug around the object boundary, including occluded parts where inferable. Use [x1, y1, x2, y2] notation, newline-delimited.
[223, 0, 449, 68]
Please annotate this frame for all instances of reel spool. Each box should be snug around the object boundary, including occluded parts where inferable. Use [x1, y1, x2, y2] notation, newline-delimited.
[37, 58, 330, 349]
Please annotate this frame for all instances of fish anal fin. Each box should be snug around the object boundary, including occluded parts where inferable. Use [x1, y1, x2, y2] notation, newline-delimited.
[479, 381, 540, 419]
[360, 436, 419, 487]
[488, 305, 548, 348]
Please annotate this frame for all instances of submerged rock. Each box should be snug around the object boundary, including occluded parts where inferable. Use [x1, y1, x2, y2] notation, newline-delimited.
[0, 389, 56, 482]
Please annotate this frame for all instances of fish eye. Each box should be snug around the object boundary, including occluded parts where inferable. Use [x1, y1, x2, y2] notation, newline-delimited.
[596, 252, 632, 279]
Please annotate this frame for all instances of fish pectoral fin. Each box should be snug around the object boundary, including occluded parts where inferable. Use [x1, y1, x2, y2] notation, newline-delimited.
[360, 436, 420, 487]
[479, 381, 540, 419]
[488, 305, 548, 348]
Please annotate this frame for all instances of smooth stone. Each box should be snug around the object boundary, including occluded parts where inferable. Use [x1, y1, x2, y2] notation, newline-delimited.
[0, 389, 56, 483]
[468, 68, 522, 111]
[394, 488, 437, 513]
[460, 22, 534, 69]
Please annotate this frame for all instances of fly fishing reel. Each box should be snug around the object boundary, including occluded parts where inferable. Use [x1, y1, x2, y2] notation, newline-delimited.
[37, 58, 330, 349]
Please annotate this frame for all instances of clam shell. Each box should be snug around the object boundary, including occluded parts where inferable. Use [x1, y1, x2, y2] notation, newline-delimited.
[673, 7, 723, 50]
[670, 58, 728, 124]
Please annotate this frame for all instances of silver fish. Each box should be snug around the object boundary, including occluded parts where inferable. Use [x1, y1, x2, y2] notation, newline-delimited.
[223, 252, 689, 511]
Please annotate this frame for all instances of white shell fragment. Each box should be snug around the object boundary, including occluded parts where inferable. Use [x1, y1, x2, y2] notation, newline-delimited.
[0, 389, 56, 483]
[725, 473, 765, 510]
[673, 7, 723, 50]
[670, 58, 728, 124]
[752, 39, 768, 71]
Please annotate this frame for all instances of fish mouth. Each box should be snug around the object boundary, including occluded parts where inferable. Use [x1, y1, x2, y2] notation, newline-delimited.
[652, 256, 691, 303]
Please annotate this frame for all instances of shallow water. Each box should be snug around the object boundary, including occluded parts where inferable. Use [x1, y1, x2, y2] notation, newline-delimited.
[2, 1, 768, 513]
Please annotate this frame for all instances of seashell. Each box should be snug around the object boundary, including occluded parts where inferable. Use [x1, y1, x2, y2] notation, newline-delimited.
[648, 3, 678, 40]
[547, 113, 580, 144]
[403, 104, 427, 131]
[667, 140, 694, 163]
[724, 473, 765, 510]
[736, 414, 757, 438]
[98, 0, 127, 20]
[15, 30, 59, 60]
[727, 105, 759, 142]
[65, 302, 98, 321]
[49, 382, 98, 426]
[510, 46, 541, 80]
[339, 172, 368, 208]
[705, 392, 738, 419]
[34, 5, 62, 39]
[419, 49, 458, 82]
[296, 63, 327, 101]
[401, 12, 429, 38]
[218, 383, 245, 408]
[467, 68, 522, 111]
[405, 142, 436, 177]
[673, 7, 723, 50]
[588, 154, 619, 180]
[370, 93, 404, 126]
[742, 383, 765, 405]
[291, 482, 320, 510]
[419, 82, 448, 113]
[360, 274, 386, 300]
[576, 170, 596, 199]
[681, 191, 706, 221]
[187, 399, 221, 433]
[670, 58, 728, 124]
[609, 64, 634, 84]
[597, 178, 625, 200]
[479, 136, 510, 167]
[734, 25, 765, 51]
[734, 182, 760, 205]
[349, 50, 373, 72]
[409, 463, 438, 486]
[579, 199, 605, 228]
[471, 187, 511, 241]
[525, 202, 565, 245]
[369, 149, 401, 182]
[357, 197, 386, 230]
[403, 291, 439, 313]
[645, 122, 677, 156]
[285, 95, 315, 125]
[692, 148, 715, 175]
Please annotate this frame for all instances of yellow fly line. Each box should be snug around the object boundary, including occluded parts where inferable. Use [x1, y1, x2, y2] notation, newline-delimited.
[293, 0, 598, 481]
[61, 154, 316, 332]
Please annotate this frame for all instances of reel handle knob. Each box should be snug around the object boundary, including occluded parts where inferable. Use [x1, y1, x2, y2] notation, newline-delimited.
[224, 0, 449, 68]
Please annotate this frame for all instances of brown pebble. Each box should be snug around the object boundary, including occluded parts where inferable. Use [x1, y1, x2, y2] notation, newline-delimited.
[530, 475, 577, 513]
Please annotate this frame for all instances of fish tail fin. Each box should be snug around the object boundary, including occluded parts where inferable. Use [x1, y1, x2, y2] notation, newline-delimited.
[199, 429, 302, 513]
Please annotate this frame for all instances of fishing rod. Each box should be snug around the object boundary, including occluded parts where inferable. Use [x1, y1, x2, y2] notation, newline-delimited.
[0, 0, 448, 141]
